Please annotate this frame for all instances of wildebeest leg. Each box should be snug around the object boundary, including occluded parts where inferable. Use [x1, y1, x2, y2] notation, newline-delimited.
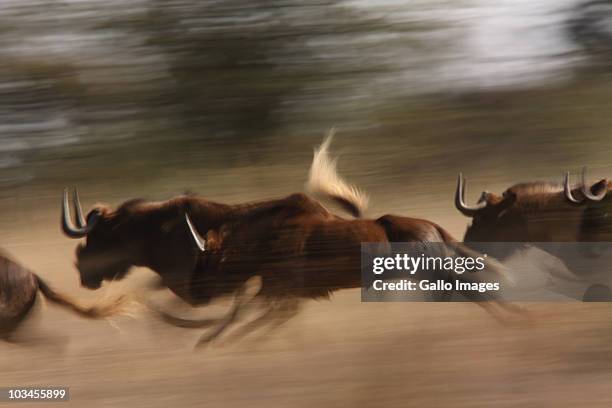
[225, 298, 301, 344]
[253, 298, 301, 338]
[223, 303, 278, 344]
[144, 299, 224, 329]
[194, 276, 262, 348]
[455, 276, 527, 323]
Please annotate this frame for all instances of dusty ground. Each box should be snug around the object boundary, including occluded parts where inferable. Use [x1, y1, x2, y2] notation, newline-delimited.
[2, 193, 612, 408]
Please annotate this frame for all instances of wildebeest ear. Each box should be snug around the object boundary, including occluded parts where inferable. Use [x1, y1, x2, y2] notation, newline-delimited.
[205, 229, 223, 252]
[591, 179, 608, 197]
[477, 191, 489, 204]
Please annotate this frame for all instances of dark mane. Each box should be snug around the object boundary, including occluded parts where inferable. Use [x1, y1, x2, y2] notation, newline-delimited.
[115, 196, 194, 215]
[506, 181, 569, 210]
[507, 181, 563, 195]
[117, 198, 147, 211]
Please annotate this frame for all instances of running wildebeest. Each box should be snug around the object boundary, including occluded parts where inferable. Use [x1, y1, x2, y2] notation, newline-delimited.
[61, 134, 518, 347]
[455, 167, 612, 245]
[455, 168, 612, 299]
[456, 173, 586, 244]
[0, 251, 129, 342]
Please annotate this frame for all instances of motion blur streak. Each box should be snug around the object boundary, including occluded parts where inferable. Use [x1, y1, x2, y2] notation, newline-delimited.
[2, 0, 612, 407]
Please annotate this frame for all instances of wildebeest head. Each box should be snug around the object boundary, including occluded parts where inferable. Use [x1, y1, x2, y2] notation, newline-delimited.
[61, 189, 204, 289]
[455, 173, 524, 242]
[62, 189, 144, 288]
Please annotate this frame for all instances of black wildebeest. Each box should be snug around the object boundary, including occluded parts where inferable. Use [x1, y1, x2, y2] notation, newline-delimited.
[455, 168, 612, 245]
[0, 251, 129, 342]
[455, 168, 612, 299]
[456, 173, 582, 244]
[61, 134, 517, 346]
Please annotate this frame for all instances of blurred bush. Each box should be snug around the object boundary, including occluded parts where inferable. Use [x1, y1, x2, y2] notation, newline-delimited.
[0, 0, 612, 194]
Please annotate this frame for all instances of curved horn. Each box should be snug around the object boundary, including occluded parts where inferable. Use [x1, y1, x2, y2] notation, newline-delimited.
[73, 189, 87, 228]
[185, 214, 206, 252]
[61, 188, 99, 238]
[581, 167, 607, 201]
[455, 173, 487, 217]
[564, 171, 584, 204]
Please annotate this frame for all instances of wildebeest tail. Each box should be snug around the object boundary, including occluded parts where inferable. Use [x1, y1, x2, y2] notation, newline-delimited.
[306, 128, 369, 218]
[34, 274, 132, 318]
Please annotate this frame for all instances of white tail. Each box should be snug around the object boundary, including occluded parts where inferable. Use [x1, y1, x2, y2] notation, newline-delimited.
[306, 129, 369, 217]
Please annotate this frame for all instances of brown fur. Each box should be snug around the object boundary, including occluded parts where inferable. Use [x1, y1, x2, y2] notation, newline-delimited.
[149, 195, 519, 346]
[64, 134, 519, 344]
[507, 182, 567, 209]
[463, 181, 588, 244]
[459, 177, 612, 283]
[68, 134, 492, 305]
[68, 192, 512, 309]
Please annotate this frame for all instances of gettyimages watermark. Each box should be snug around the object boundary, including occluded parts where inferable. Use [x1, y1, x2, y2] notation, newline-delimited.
[361, 242, 612, 302]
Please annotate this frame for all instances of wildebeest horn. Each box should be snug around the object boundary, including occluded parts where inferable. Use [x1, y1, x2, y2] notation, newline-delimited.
[61, 188, 100, 238]
[185, 214, 206, 252]
[455, 173, 487, 217]
[581, 167, 607, 201]
[73, 189, 87, 228]
[564, 171, 583, 204]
